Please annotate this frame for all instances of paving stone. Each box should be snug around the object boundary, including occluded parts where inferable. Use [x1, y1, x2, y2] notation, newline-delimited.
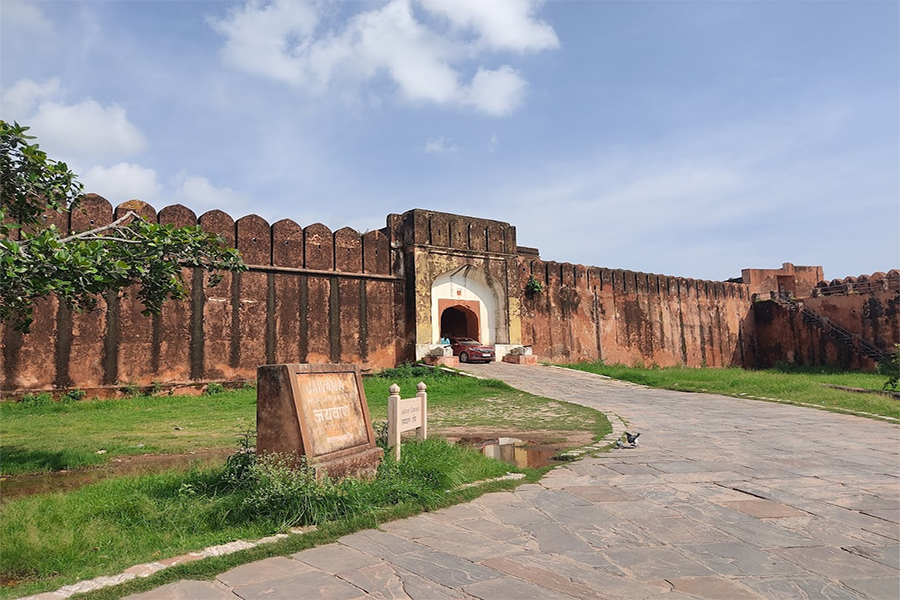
[600, 547, 717, 580]
[738, 575, 868, 600]
[519, 520, 596, 555]
[633, 516, 736, 544]
[452, 517, 533, 544]
[217, 556, 313, 588]
[232, 570, 366, 600]
[665, 576, 762, 599]
[338, 530, 425, 559]
[536, 503, 619, 528]
[481, 554, 673, 599]
[773, 515, 897, 548]
[124, 580, 237, 600]
[386, 549, 503, 588]
[293, 543, 382, 573]
[679, 542, 803, 576]
[773, 546, 900, 579]
[599, 499, 683, 520]
[382, 516, 467, 539]
[462, 576, 580, 600]
[841, 577, 900, 600]
[860, 509, 900, 525]
[719, 499, 809, 519]
[605, 463, 663, 476]
[566, 485, 642, 503]
[514, 487, 592, 509]
[826, 495, 900, 511]
[414, 530, 527, 562]
[843, 545, 900, 570]
[574, 520, 665, 548]
[478, 556, 608, 599]
[333, 562, 464, 600]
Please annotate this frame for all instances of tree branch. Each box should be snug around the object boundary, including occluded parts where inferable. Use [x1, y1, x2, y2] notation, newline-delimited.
[57, 210, 143, 243]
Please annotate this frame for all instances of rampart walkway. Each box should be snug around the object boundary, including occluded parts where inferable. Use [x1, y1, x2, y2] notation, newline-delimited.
[127, 363, 899, 599]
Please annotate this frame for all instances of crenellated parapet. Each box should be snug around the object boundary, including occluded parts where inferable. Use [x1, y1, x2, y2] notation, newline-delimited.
[813, 270, 900, 296]
[52, 194, 393, 276]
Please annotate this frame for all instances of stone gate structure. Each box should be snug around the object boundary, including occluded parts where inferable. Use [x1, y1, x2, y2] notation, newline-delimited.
[2, 195, 897, 396]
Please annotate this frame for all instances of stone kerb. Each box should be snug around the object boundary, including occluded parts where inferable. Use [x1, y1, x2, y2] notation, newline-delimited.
[387, 382, 428, 461]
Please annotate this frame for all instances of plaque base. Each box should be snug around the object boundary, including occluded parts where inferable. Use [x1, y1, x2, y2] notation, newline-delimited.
[310, 447, 384, 480]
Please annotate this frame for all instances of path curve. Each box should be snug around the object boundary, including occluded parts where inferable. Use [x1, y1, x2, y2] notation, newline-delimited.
[125, 363, 899, 600]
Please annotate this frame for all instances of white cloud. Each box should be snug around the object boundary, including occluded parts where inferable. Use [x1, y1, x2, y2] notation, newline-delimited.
[418, 0, 559, 52]
[28, 98, 146, 164]
[424, 136, 457, 154]
[210, 0, 557, 115]
[171, 172, 252, 214]
[0, 78, 61, 119]
[211, 0, 320, 87]
[81, 163, 162, 204]
[462, 66, 526, 116]
[1, 1, 54, 34]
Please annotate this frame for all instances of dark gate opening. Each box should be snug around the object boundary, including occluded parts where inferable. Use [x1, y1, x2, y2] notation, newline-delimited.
[440, 306, 479, 340]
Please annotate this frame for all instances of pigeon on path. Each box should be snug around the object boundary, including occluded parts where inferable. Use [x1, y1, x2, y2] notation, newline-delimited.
[625, 432, 640, 447]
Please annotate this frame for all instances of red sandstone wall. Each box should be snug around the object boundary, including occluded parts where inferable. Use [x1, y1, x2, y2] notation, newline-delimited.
[519, 258, 754, 368]
[0, 196, 402, 395]
[753, 290, 898, 372]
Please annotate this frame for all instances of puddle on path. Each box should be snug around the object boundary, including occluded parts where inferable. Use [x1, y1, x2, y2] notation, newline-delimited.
[0, 450, 230, 500]
[457, 437, 565, 468]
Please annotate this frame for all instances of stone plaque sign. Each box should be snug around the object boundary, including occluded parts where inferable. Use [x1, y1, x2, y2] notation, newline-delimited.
[257, 364, 382, 479]
[387, 382, 427, 461]
[295, 371, 370, 455]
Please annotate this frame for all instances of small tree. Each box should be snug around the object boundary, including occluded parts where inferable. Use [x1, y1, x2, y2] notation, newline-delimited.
[0, 121, 246, 332]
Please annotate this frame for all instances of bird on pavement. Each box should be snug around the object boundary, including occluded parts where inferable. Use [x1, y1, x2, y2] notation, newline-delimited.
[625, 432, 641, 447]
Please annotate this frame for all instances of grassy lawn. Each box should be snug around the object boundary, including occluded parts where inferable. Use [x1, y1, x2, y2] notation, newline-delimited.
[561, 362, 900, 420]
[0, 366, 610, 599]
[0, 367, 610, 477]
[0, 440, 530, 600]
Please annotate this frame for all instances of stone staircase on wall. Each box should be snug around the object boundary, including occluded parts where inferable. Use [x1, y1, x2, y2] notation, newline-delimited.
[768, 294, 889, 364]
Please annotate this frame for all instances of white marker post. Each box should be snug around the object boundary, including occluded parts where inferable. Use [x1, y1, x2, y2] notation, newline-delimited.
[387, 382, 428, 461]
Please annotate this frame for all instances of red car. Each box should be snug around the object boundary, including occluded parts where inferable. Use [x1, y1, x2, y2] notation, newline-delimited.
[448, 338, 495, 363]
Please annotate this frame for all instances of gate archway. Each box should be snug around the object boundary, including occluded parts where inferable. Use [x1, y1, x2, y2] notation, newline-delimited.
[430, 266, 501, 344]
[440, 304, 479, 339]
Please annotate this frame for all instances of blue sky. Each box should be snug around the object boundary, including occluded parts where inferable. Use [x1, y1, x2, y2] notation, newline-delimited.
[2, 0, 897, 281]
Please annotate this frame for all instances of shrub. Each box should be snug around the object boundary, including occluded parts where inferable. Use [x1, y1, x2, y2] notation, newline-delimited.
[525, 275, 544, 296]
[19, 392, 53, 406]
[881, 345, 900, 391]
[60, 389, 86, 404]
[205, 382, 226, 396]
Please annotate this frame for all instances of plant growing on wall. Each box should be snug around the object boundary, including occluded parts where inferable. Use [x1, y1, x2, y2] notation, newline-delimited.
[525, 274, 544, 297]
[0, 121, 246, 332]
[882, 345, 900, 391]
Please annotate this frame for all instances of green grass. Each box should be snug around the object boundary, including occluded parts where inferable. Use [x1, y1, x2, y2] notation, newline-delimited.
[561, 362, 900, 420]
[366, 365, 610, 441]
[0, 439, 522, 599]
[0, 365, 610, 598]
[0, 392, 257, 476]
[1, 366, 610, 476]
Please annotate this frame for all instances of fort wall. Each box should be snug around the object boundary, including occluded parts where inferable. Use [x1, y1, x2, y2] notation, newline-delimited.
[1, 201, 895, 396]
[518, 259, 754, 368]
[1, 195, 403, 395]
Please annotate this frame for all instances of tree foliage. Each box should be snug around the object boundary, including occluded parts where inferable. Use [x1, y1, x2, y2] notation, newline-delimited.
[0, 121, 246, 332]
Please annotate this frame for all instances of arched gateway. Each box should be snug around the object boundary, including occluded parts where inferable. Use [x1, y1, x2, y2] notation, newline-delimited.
[430, 266, 499, 344]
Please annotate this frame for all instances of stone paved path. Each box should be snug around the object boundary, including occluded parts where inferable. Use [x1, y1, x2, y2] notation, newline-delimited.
[124, 363, 899, 600]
